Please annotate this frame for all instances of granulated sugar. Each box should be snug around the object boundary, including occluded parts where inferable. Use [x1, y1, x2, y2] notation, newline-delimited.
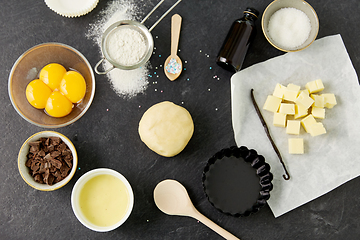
[267, 7, 311, 50]
[87, 0, 150, 99]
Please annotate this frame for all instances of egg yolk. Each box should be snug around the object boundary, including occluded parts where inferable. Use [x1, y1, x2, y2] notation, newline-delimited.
[60, 71, 86, 103]
[45, 91, 73, 118]
[25, 79, 52, 109]
[39, 63, 67, 91]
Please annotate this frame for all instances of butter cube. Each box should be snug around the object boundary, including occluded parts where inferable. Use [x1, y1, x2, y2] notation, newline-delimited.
[321, 93, 337, 108]
[288, 138, 304, 154]
[295, 91, 314, 109]
[286, 120, 301, 135]
[287, 83, 301, 92]
[273, 112, 287, 127]
[305, 79, 324, 93]
[279, 103, 295, 115]
[311, 107, 325, 119]
[283, 83, 300, 102]
[301, 114, 317, 133]
[263, 95, 282, 113]
[311, 94, 325, 108]
[308, 122, 326, 136]
[273, 83, 286, 99]
[300, 89, 310, 96]
[294, 104, 308, 119]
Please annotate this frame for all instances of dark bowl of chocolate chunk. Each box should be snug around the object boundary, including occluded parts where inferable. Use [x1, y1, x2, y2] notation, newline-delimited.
[18, 131, 78, 191]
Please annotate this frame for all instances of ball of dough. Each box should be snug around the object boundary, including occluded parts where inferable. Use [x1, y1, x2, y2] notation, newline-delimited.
[138, 101, 194, 157]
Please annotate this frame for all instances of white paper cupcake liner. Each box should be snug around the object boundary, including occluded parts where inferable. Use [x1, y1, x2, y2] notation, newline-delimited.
[44, 0, 99, 18]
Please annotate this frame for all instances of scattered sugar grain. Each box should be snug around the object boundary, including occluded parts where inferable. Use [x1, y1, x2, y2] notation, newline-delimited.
[105, 61, 150, 98]
[267, 7, 311, 50]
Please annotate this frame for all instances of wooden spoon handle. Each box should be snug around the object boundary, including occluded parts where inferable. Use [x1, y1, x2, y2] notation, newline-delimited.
[171, 14, 182, 56]
[192, 210, 240, 240]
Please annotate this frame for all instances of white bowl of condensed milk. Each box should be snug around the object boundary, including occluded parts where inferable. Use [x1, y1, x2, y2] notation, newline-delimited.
[71, 168, 134, 232]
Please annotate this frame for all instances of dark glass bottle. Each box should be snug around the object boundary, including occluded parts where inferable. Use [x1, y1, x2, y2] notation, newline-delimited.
[216, 7, 259, 72]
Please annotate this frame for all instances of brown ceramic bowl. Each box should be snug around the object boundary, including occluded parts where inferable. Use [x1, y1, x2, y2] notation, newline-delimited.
[8, 42, 95, 128]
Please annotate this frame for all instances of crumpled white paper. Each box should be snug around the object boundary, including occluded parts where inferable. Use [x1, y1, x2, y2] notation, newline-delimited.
[231, 34, 359, 218]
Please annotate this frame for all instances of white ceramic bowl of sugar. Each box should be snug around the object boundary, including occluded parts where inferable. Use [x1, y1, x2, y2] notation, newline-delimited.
[262, 0, 319, 52]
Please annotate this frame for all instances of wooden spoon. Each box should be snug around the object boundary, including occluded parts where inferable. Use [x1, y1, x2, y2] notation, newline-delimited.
[154, 179, 240, 240]
[164, 14, 182, 81]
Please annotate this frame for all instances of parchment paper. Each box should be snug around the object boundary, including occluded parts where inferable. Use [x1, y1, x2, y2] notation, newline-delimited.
[231, 35, 360, 218]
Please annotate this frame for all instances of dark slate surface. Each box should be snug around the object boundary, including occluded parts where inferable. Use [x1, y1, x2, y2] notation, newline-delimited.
[1, 0, 359, 239]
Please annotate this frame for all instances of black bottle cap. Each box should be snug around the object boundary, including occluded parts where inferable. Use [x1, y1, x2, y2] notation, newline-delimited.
[244, 7, 259, 18]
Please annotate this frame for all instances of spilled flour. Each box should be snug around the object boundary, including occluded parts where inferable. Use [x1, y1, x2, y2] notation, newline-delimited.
[87, 0, 150, 99]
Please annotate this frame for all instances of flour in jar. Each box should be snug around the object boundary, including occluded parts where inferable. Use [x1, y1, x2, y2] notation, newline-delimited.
[107, 27, 147, 66]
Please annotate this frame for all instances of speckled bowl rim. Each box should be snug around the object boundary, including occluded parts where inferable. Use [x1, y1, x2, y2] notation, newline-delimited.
[18, 131, 78, 191]
[261, 0, 319, 52]
[202, 146, 273, 217]
[71, 168, 134, 232]
[8, 42, 96, 128]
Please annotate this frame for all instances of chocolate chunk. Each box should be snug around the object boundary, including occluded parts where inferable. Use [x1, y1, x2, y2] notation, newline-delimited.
[50, 158, 62, 169]
[43, 169, 55, 185]
[64, 155, 73, 168]
[44, 153, 53, 161]
[25, 137, 73, 186]
[47, 145, 55, 153]
[40, 138, 47, 146]
[38, 163, 46, 173]
[25, 158, 32, 168]
[53, 170, 61, 178]
[30, 161, 40, 172]
[57, 142, 67, 152]
[29, 141, 41, 153]
[44, 162, 52, 169]
[54, 176, 64, 184]
[45, 137, 50, 146]
[34, 174, 44, 184]
[62, 149, 72, 156]
[37, 150, 46, 157]
[60, 164, 70, 178]
[50, 137, 61, 146]
[50, 150, 61, 158]
[27, 152, 34, 160]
